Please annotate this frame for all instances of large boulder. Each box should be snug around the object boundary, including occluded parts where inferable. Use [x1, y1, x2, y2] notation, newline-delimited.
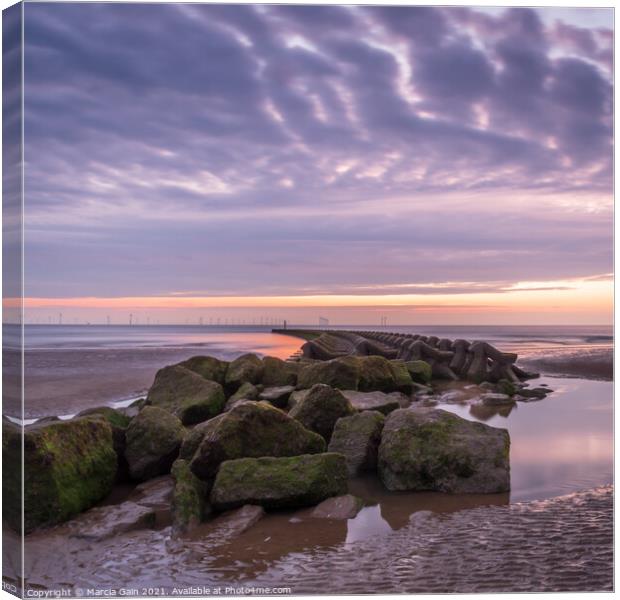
[388, 360, 415, 394]
[357, 356, 396, 392]
[3, 417, 117, 533]
[297, 357, 360, 390]
[405, 360, 433, 384]
[147, 365, 225, 425]
[210, 453, 348, 511]
[261, 356, 298, 387]
[189, 401, 325, 480]
[378, 408, 510, 493]
[328, 411, 385, 475]
[171, 459, 210, 535]
[125, 406, 185, 481]
[341, 390, 401, 415]
[225, 353, 264, 391]
[177, 355, 228, 385]
[288, 384, 356, 442]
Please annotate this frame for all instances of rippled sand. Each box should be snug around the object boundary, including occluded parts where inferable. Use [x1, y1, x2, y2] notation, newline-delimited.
[16, 486, 612, 594]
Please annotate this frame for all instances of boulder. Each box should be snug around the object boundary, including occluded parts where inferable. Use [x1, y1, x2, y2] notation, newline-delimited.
[225, 353, 264, 391]
[357, 356, 396, 392]
[481, 393, 515, 406]
[76, 406, 131, 429]
[125, 406, 185, 481]
[147, 365, 225, 425]
[341, 390, 401, 415]
[288, 389, 310, 410]
[177, 355, 228, 385]
[171, 459, 210, 535]
[210, 453, 348, 511]
[378, 408, 510, 493]
[311, 494, 364, 519]
[405, 360, 433, 384]
[297, 357, 360, 390]
[258, 385, 295, 409]
[189, 401, 325, 480]
[388, 360, 415, 393]
[496, 379, 519, 396]
[328, 411, 385, 475]
[204, 504, 265, 538]
[261, 356, 298, 387]
[288, 384, 356, 442]
[225, 382, 259, 410]
[3, 417, 117, 533]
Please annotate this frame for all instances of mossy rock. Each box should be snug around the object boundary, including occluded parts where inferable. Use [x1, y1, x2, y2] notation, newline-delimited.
[189, 401, 325, 480]
[76, 406, 131, 429]
[177, 355, 229, 385]
[225, 382, 259, 409]
[497, 379, 518, 396]
[225, 353, 264, 391]
[261, 356, 298, 387]
[210, 453, 348, 511]
[147, 365, 225, 425]
[388, 360, 415, 394]
[288, 384, 356, 442]
[297, 357, 360, 390]
[125, 406, 185, 481]
[328, 411, 385, 476]
[3, 417, 117, 533]
[171, 459, 210, 535]
[378, 408, 510, 493]
[404, 360, 433, 385]
[341, 390, 401, 415]
[357, 356, 401, 392]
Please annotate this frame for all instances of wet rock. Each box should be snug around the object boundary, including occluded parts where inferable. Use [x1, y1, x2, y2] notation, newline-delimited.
[125, 406, 185, 481]
[259, 385, 295, 409]
[378, 408, 510, 494]
[388, 360, 415, 394]
[129, 475, 175, 510]
[520, 387, 552, 399]
[171, 459, 210, 535]
[481, 393, 515, 406]
[147, 365, 225, 425]
[225, 353, 264, 391]
[288, 384, 356, 442]
[206, 504, 265, 538]
[341, 390, 401, 415]
[404, 360, 433, 385]
[328, 411, 385, 475]
[261, 356, 298, 387]
[479, 381, 496, 392]
[210, 453, 348, 511]
[297, 357, 360, 390]
[311, 494, 364, 519]
[438, 390, 469, 404]
[3, 417, 117, 533]
[189, 401, 325, 480]
[357, 356, 398, 392]
[177, 355, 228, 385]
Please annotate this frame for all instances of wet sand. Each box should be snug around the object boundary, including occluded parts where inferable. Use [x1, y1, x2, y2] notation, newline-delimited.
[518, 346, 613, 380]
[12, 486, 612, 594]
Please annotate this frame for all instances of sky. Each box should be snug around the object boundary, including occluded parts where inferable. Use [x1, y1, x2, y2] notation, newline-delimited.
[11, 3, 614, 325]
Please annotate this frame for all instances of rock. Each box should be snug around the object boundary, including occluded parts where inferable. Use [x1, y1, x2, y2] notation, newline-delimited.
[205, 504, 265, 538]
[388, 360, 415, 393]
[341, 390, 401, 415]
[288, 384, 356, 442]
[210, 453, 348, 511]
[479, 381, 497, 392]
[179, 419, 213, 461]
[438, 390, 469, 403]
[496, 379, 519, 396]
[125, 406, 185, 481]
[189, 401, 325, 480]
[288, 389, 310, 410]
[120, 398, 147, 419]
[311, 494, 364, 519]
[3, 417, 117, 533]
[258, 385, 295, 409]
[225, 382, 259, 410]
[76, 406, 132, 482]
[177, 355, 228, 385]
[481, 393, 515, 406]
[129, 475, 175, 511]
[404, 360, 433, 384]
[261, 356, 298, 387]
[328, 411, 385, 475]
[357, 356, 396, 392]
[378, 408, 510, 494]
[297, 357, 360, 390]
[171, 459, 210, 535]
[225, 353, 264, 391]
[147, 365, 225, 425]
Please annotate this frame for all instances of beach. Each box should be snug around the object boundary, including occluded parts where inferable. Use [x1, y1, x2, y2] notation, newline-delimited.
[5, 324, 614, 594]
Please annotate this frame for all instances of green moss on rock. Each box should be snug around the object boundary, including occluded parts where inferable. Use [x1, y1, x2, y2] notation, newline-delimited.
[4, 417, 117, 533]
[189, 401, 325, 480]
[171, 459, 210, 535]
[261, 356, 298, 387]
[404, 360, 433, 385]
[225, 353, 264, 391]
[357, 356, 396, 392]
[147, 365, 225, 425]
[297, 357, 360, 390]
[210, 453, 348, 511]
[177, 355, 229, 385]
[125, 406, 185, 481]
[388, 360, 415, 394]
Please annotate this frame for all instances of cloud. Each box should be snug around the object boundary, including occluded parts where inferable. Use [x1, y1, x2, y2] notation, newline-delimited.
[20, 4, 613, 299]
